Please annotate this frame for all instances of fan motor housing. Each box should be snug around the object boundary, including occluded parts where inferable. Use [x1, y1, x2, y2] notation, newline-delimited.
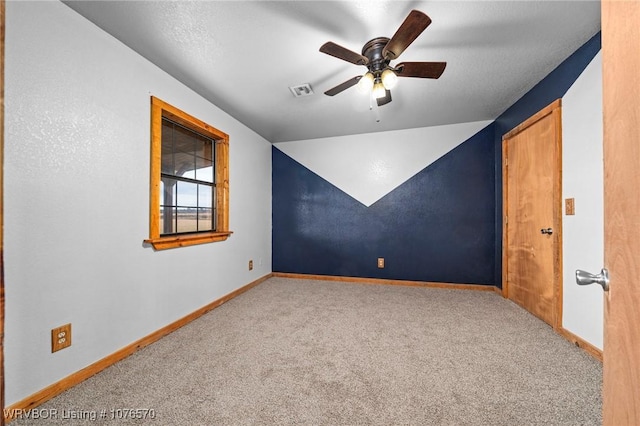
[362, 37, 391, 73]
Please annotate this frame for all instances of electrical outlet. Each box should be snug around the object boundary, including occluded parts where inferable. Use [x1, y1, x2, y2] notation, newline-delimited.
[249, 260, 253, 271]
[377, 258, 385, 268]
[51, 323, 72, 353]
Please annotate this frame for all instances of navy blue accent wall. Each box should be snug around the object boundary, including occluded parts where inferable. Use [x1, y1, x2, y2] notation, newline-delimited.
[273, 123, 497, 285]
[492, 32, 601, 287]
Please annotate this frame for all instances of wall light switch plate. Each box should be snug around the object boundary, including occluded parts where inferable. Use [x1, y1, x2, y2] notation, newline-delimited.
[565, 198, 575, 215]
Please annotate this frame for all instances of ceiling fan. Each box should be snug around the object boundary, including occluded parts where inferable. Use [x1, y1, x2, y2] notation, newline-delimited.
[320, 10, 446, 107]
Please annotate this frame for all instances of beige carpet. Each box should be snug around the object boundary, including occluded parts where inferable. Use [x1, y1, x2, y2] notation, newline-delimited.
[13, 277, 602, 425]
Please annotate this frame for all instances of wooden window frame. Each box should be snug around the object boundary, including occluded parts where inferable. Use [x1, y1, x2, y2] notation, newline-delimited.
[145, 97, 231, 250]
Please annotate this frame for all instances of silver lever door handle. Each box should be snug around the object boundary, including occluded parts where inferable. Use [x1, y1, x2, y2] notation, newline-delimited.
[575, 268, 610, 291]
[541, 228, 553, 235]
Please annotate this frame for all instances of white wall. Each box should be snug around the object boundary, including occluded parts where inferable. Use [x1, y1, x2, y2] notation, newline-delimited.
[4, 1, 272, 405]
[562, 52, 604, 349]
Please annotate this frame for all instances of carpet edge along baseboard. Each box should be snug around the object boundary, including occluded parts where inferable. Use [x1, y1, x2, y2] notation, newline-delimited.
[3, 273, 273, 423]
[272, 272, 502, 293]
[555, 327, 603, 362]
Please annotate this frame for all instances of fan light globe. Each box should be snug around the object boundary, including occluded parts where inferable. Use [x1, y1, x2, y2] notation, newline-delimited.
[381, 69, 398, 89]
[372, 81, 386, 99]
[357, 72, 374, 93]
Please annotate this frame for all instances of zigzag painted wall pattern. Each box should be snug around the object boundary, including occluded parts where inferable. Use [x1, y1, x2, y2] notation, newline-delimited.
[273, 123, 496, 284]
[272, 32, 601, 286]
[273, 121, 491, 207]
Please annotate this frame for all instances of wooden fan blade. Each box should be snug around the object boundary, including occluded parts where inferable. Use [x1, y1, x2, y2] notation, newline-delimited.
[382, 10, 432, 60]
[320, 42, 369, 66]
[324, 75, 362, 96]
[376, 90, 392, 107]
[396, 62, 446, 79]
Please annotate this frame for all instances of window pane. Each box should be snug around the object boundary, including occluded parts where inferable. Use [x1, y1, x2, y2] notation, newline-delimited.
[160, 177, 177, 207]
[176, 152, 197, 179]
[212, 184, 217, 213]
[161, 121, 174, 174]
[160, 206, 176, 235]
[195, 158, 213, 183]
[176, 208, 198, 233]
[198, 208, 213, 231]
[195, 137, 213, 161]
[161, 119, 214, 183]
[161, 120, 174, 150]
[198, 184, 213, 208]
[176, 181, 198, 207]
[173, 125, 195, 154]
[161, 153, 175, 175]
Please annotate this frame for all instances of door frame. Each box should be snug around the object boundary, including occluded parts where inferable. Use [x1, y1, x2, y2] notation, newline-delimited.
[501, 99, 563, 329]
[1, 1, 6, 424]
[0, 0, 6, 426]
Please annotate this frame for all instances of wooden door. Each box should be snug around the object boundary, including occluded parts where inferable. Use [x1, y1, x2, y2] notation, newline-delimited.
[503, 100, 562, 328]
[602, 1, 640, 423]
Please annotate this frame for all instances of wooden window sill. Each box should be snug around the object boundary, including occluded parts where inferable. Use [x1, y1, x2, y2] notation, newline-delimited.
[144, 231, 233, 250]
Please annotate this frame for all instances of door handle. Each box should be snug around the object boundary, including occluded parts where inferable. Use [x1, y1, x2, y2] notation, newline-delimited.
[540, 228, 553, 235]
[575, 268, 610, 291]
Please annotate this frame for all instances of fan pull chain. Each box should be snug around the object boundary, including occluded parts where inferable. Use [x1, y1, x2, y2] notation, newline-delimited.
[370, 94, 381, 123]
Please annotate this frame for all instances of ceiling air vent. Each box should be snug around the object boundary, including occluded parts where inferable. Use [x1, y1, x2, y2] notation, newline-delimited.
[289, 83, 314, 98]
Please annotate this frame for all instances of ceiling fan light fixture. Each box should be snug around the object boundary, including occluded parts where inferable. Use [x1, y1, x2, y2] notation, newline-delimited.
[381, 69, 398, 89]
[320, 10, 446, 105]
[357, 72, 375, 93]
[372, 81, 386, 99]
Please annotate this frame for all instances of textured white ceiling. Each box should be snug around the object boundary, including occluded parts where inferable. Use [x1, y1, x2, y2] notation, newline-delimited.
[63, 1, 601, 143]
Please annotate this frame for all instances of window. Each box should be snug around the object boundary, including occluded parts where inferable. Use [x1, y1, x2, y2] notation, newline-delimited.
[145, 97, 231, 250]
